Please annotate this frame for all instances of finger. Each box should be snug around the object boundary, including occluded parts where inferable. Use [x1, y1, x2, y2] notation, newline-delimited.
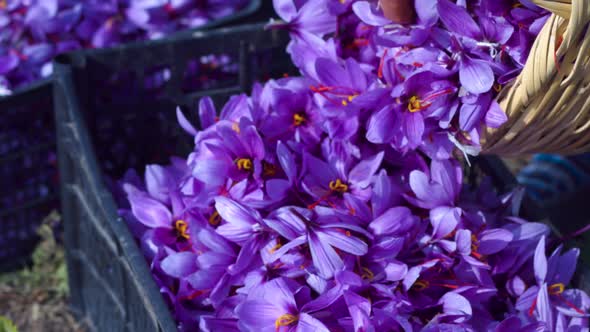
[380, 0, 415, 24]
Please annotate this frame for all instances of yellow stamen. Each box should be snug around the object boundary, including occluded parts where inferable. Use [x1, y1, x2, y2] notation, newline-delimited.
[236, 158, 253, 171]
[408, 96, 422, 112]
[341, 95, 357, 106]
[269, 242, 282, 254]
[549, 283, 565, 295]
[232, 122, 241, 133]
[471, 234, 479, 252]
[174, 220, 190, 240]
[329, 179, 349, 193]
[361, 267, 374, 281]
[293, 113, 306, 126]
[208, 211, 221, 226]
[275, 314, 298, 330]
[413, 280, 429, 291]
[0, 0, 6, 9]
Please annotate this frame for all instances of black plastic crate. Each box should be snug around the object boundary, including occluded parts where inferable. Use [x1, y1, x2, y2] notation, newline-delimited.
[0, 79, 59, 272]
[54, 23, 294, 332]
[0, 0, 273, 272]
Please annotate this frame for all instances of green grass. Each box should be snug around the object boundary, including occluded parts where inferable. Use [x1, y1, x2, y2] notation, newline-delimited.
[0, 316, 18, 332]
[0, 211, 68, 298]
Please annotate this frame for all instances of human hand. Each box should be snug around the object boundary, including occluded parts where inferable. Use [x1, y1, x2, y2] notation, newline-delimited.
[380, 0, 415, 24]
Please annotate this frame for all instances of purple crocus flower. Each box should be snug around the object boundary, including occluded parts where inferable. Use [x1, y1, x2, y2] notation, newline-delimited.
[190, 118, 266, 187]
[301, 150, 383, 209]
[260, 77, 323, 145]
[265, 207, 368, 279]
[518, 236, 588, 330]
[367, 70, 456, 149]
[235, 277, 331, 332]
[270, 0, 336, 39]
[214, 196, 271, 275]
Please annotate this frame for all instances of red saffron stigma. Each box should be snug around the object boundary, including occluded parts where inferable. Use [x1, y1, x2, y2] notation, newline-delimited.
[528, 297, 538, 316]
[556, 294, 585, 315]
[378, 49, 388, 79]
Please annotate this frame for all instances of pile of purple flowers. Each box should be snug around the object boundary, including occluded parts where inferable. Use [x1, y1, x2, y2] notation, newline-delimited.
[0, 0, 249, 92]
[118, 0, 590, 330]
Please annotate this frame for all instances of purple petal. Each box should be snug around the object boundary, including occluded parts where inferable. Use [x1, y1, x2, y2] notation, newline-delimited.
[199, 317, 239, 332]
[548, 247, 579, 285]
[0, 53, 19, 75]
[437, 0, 482, 39]
[264, 208, 307, 240]
[297, 313, 331, 332]
[366, 106, 397, 144]
[198, 97, 217, 129]
[537, 284, 554, 331]
[439, 292, 472, 320]
[309, 230, 343, 279]
[241, 123, 266, 160]
[430, 159, 461, 202]
[507, 276, 527, 297]
[228, 236, 264, 275]
[478, 228, 513, 255]
[315, 57, 350, 88]
[319, 229, 368, 256]
[297, 0, 337, 36]
[385, 261, 408, 281]
[516, 286, 540, 312]
[343, 291, 373, 332]
[349, 152, 384, 189]
[303, 153, 337, 192]
[161, 252, 197, 278]
[371, 170, 402, 217]
[369, 207, 414, 236]
[176, 108, 198, 136]
[459, 56, 494, 94]
[277, 141, 297, 182]
[352, 1, 390, 26]
[404, 111, 425, 149]
[272, 0, 297, 21]
[266, 179, 291, 202]
[481, 17, 514, 44]
[430, 206, 461, 239]
[485, 100, 508, 129]
[459, 94, 491, 132]
[301, 284, 344, 312]
[128, 193, 172, 228]
[215, 196, 260, 227]
[145, 165, 171, 203]
[456, 229, 472, 255]
[215, 198, 262, 245]
[416, 1, 439, 26]
[408, 170, 450, 208]
[235, 299, 283, 331]
[534, 236, 547, 284]
[259, 278, 298, 312]
[192, 158, 230, 186]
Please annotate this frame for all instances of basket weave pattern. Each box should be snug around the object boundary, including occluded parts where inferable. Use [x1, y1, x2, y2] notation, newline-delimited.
[483, 0, 590, 156]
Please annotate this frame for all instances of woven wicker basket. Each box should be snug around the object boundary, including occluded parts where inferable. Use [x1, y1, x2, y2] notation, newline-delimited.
[482, 0, 590, 157]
